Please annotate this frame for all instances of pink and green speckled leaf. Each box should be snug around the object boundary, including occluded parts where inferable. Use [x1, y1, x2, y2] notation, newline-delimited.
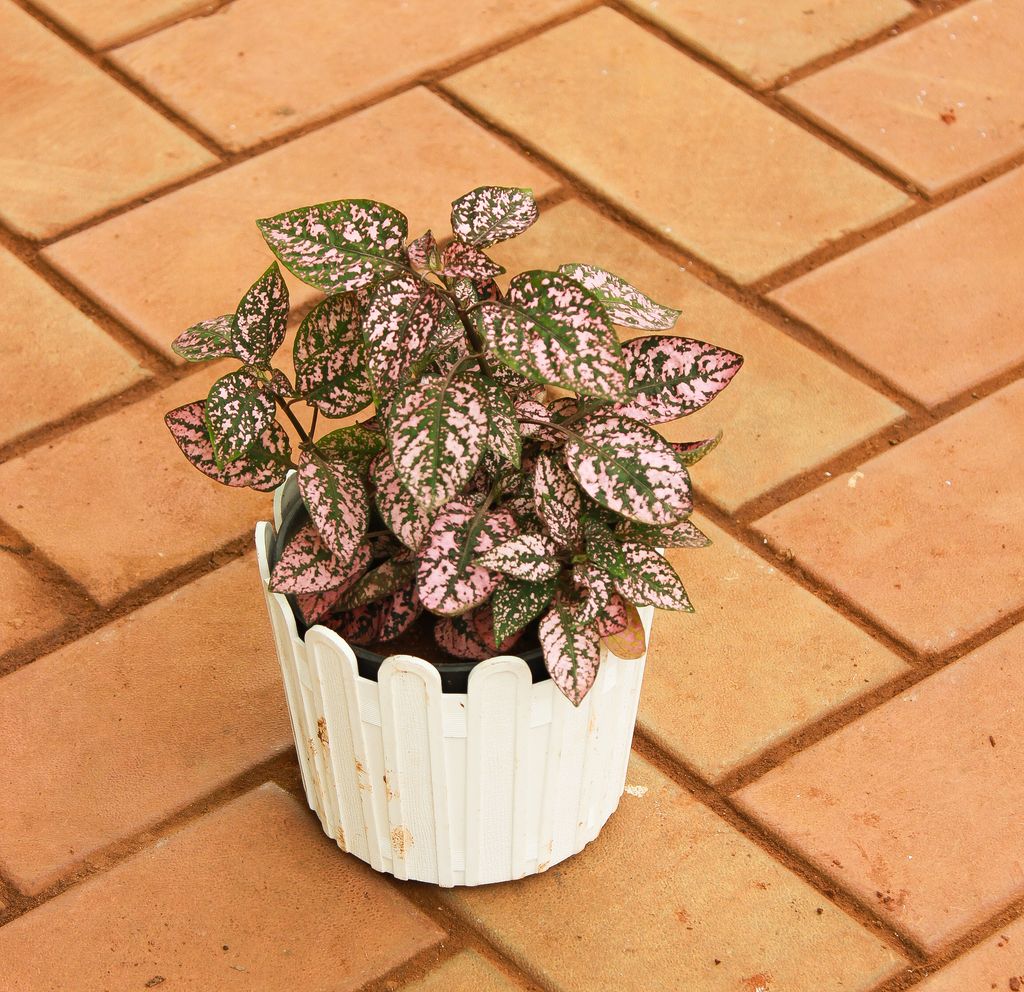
[295, 586, 348, 626]
[533, 449, 582, 547]
[165, 401, 291, 491]
[515, 399, 562, 443]
[297, 450, 369, 565]
[472, 271, 627, 401]
[315, 423, 384, 475]
[539, 602, 601, 706]
[617, 516, 710, 549]
[478, 377, 521, 468]
[558, 264, 681, 330]
[171, 314, 235, 362]
[602, 599, 646, 659]
[378, 581, 422, 641]
[371, 452, 430, 550]
[452, 275, 503, 309]
[406, 230, 439, 270]
[616, 542, 693, 611]
[336, 555, 419, 610]
[565, 412, 692, 525]
[439, 240, 504, 280]
[435, 603, 520, 659]
[204, 367, 276, 467]
[233, 262, 288, 366]
[570, 563, 614, 627]
[325, 604, 384, 646]
[361, 273, 459, 394]
[450, 186, 538, 248]
[416, 500, 517, 616]
[474, 533, 561, 580]
[294, 294, 373, 418]
[269, 524, 370, 595]
[491, 576, 557, 645]
[616, 335, 743, 424]
[596, 593, 629, 638]
[386, 371, 488, 512]
[672, 431, 723, 466]
[257, 199, 408, 293]
[582, 516, 627, 578]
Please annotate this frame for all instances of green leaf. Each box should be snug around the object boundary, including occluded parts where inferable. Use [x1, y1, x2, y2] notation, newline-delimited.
[204, 367, 275, 467]
[474, 533, 561, 580]
[294, 294, 373, 418]
[315, 424, 384, 475]
[257, 199, 409, 293]
[617, 517, 711, 549]
[297, 451, 369, 564]
[617, 543, 693, 611]
[672, 431, 723, 466]
[557, 264, 681, 330]
[233, 262, 288, 366]
[478, 377, 521, 468]
[171, 315, 234, 362]
[386, 371, 488, 512]
[582, 517, 627, 578]
[336, 556, 419, 610]
[492, 576, 557, 644]
[540, 602, 601, 706]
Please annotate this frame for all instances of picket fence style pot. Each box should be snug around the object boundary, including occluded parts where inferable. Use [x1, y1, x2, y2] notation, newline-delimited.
[255, 480, 652, 886]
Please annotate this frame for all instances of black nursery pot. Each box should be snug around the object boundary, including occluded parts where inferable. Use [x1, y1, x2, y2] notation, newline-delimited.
[270, 494, 546, 693]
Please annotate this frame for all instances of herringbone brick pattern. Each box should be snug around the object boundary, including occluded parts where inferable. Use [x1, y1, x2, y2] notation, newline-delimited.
[2, 1, 1022, 988]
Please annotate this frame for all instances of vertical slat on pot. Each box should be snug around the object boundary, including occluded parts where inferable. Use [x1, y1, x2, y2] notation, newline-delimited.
[464, 657, 532, 885]
[305, 627, 373, 865]
[378, 656, 451, 886]
[575, 653, 616, 846]
[255, 522, 316, 812]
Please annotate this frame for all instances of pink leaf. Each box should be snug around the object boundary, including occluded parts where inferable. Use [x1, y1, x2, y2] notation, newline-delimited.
[558, 263, 681, 330]
[616, 543, 693, 610]
[565, 412, 693, 525]
[324, 604, 384, 646]
[362, 273, 459, 394]
[439, 240, 504, 280]
[516, 399, 563, 443]
[204, 366, 277, 466]
[386, 372, 488, 512]
[269, 525, 370, 595]
[450, 186, 538, 247]
[617, 516, 711, 549]
[171, 314, 234, 362]
[539, 603, 601, 706]
[570, 564, 615, 626]
[672, 431, 723, 466]
[416, 500, 517, 616]
[596, 593, 629, 637]
[295, 587, 348, 626]
[533, 450, 582, 547]
[435, 613, 491, 660]
[165, 401, 291, 492]
[371, 453, 430, 550]
[615, 335, 743, 424]
[474, 533, 561, 580]
[297, 451, 369, 564]
[406, 230, 438, 270]
[601, 599, 646, 659]
[377, 582, 423, 641]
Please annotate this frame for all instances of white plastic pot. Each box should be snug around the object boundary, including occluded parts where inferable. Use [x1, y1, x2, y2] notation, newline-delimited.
[255, 482, 652, 886]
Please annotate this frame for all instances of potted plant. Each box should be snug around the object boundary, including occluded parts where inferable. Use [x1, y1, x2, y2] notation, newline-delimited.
[165, 186, 742, 885]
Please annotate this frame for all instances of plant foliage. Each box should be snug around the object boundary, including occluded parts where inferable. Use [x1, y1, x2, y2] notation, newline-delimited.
[166, 186, 742, 705]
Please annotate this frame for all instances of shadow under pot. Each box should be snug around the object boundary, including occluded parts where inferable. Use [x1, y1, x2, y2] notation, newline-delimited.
[270, 488, 547, 694]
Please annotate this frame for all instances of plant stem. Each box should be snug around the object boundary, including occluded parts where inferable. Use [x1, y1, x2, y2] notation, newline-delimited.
[309, 407, 319, 441]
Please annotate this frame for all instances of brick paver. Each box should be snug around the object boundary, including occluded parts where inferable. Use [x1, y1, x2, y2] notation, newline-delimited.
[4, 0, 1024, 985]
[0, 371, 271, 605]
[770, 164, 1024, 408]
[0, 248, 147, 449]
[32, 0, 212, 50]
[622, 0, 914, 88]
[402, 951, 522, 992]
[641, 518, 906, 782]
[756, 380, 1024, 654]
[0, 550, 74, 658]
[0, 557, 291, 894]
[43, 88, 557, 362]
[737, 621, 1024, 952]
[913, 914, 1024, 991]
[445, 7, 911, 283]
[491, 199, 904, 512]
[446, 753, 904, 991]
[0, 1, 214, 239]
[112, 0, 587, 151]
[0, 784, 443, 990]
[782, 0, 1024, 195]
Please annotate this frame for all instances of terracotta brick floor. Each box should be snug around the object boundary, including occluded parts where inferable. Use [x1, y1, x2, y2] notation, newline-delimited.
[1, 1, 1022, 989]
